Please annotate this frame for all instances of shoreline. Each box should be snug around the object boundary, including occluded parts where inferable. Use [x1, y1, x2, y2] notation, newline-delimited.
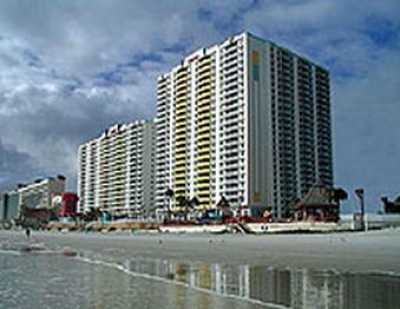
[1, 228, 400, 274]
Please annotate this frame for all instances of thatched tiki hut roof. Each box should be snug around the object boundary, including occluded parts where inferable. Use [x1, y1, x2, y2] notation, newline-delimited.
[294, 182, 341, 222]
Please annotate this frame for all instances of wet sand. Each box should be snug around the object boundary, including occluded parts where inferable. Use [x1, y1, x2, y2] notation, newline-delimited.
[1, 228, 399, 274]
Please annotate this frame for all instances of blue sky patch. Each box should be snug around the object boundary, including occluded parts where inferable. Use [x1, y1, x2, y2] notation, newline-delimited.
[365, 16, 399, 47]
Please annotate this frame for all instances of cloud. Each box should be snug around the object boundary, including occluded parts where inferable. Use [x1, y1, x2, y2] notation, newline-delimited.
[0, 138, 39, 190]
[333, 47, 400, 212]
[0, 0, 399, 213]
[240, 0, 400, 212]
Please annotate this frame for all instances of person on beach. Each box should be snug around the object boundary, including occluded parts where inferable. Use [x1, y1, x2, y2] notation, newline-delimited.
[25, 228, 31, 239]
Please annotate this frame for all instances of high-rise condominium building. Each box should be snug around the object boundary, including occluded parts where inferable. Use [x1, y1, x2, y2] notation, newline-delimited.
[155, 32, 333, 217]
[78, 120, 156, 213]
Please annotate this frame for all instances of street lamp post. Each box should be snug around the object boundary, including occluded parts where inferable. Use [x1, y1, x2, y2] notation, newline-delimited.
[355, 188, 366, 231]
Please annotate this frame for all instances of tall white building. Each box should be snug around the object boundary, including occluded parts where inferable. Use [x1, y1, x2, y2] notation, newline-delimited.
[155, 32, 333, 217]
[78, 120, 156, 213]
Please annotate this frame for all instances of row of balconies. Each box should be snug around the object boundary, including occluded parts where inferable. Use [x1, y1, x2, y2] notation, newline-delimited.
[221, 49, 242, 63]
[219, 119, 244, 134]
[156, 95, 170, 104]
[156, 101, 169, 111]
[220, 113, 243, 126]
[220, 56, 240, 69]
[316, 85, 330, 95]
[316, 120, 331, 129]
[222, 65, 243, 77]
[157, 77, 170, 86]
[221, 56, 243, 69]
[222, 89, 244, 101]
[298, 116, 315, 126]
[221, 71, 243, 83]
[197, 67, 213, 78]
[222, 70, 240, 82]
[221, 44, 243, 55]
[316, 101, 330, 111]
[156, 128, 168, 137]
[156, 85, 169, 94]
[222, 75, 244, 88]
[196, 76, 213, 88]
[156, 108, 169, 119]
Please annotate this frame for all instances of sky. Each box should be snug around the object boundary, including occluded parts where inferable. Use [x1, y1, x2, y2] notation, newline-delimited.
[0, 0, 399, 213]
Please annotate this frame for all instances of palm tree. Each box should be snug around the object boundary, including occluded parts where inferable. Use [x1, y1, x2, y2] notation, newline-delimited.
[175, 196, 187, 220]
[189, 196, 200, 209]
[331, 188, 348, 204]
[164, 187, 174, 220]
[284, 198, 300, 219]
[216, 196, 230, 209]
[165, 188, 174, 199]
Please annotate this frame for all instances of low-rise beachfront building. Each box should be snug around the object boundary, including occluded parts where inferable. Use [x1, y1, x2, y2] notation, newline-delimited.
[18, 175, 66, 209]
[77, 120, 156, 215]
[1, 191, 20, 220]
[0, 176, 66, 220]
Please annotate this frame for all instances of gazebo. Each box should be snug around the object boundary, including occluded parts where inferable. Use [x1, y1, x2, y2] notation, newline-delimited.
[381, 196, 400, 214]
[294, 182, 340, 222]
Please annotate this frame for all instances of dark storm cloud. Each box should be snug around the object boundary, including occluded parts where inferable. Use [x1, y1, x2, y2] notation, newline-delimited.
[0, 86, 152, 191]
[0, 138, 39, 191]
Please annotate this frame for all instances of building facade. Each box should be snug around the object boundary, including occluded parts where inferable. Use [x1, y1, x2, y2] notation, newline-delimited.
[77, 120, 156, 213]
[0, 176, 66, 220]
[155, 32, 333, 217]
[0, 190, 20, 221]
[18, 175, 66, 209]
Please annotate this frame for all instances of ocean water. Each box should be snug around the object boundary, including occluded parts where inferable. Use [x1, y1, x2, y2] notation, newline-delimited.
[0, 239, 399, 309]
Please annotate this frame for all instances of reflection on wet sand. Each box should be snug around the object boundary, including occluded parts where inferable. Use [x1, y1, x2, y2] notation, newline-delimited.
[117, 256, 400, 309]
[1, 243, 399, 309]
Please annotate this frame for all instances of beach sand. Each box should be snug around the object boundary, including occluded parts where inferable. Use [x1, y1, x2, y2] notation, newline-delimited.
[2, 229, 400, 308]
[1, 228, 399, 273]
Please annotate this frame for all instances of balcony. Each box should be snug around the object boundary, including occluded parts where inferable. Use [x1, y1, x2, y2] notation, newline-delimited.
[174, 179, 187, 186]
[175, 69, 188, 81]
[175, 152, 186, 160]
[197, 77, 212, 88]
[197, 105, 211, 115]
[197, 146, 210, 155]
[175, 139, 187, 148]
[175, 109, 187, 118]
[197, 139, 210, 148]
[197, 154, 210, 162]
[197, 90, 212, 101]
[197, 161, 210, 169]
[197, 118, 210, 127]
[175, 100, 188, 110]
[196, 175, 210, 183]
[197, 127, 210, 138]
[197, 64, 212, 76]
[197, 98, 211, 108]
[197, 183, 210, 189]
[175, 126, 187, 135]
[175, 165, 186, 173]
